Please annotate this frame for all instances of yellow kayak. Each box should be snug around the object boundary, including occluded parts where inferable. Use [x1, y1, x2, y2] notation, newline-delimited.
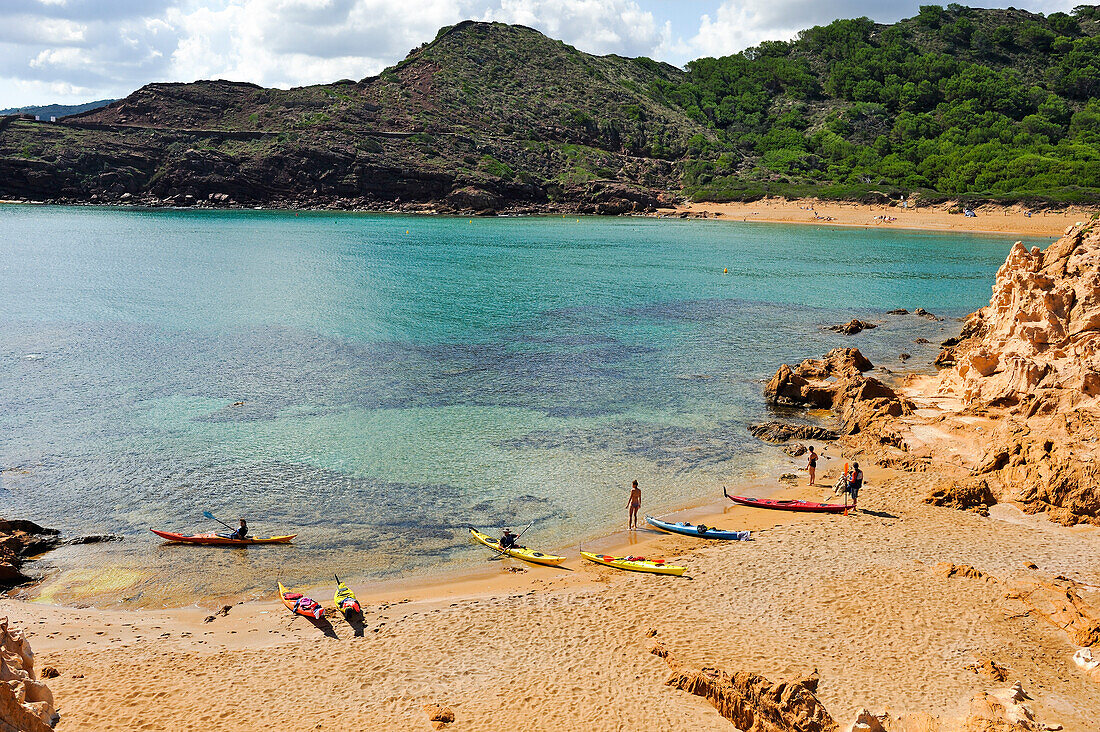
[334, 575, 360, 616]
[469, 528, 566, 567]
[581, 551, 685, 576]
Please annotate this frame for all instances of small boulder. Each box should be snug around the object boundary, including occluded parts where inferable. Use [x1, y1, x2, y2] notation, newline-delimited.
[829, 319, 877, 335]
[886, 308, 909, 315]
[423, 703, 455, 729]
[40, 667, 59, 679]
[965, 658, 1010, 682]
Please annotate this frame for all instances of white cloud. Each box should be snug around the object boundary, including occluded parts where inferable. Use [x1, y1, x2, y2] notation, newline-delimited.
[481, 0, 666, 57]
[0, 1, 1088, 107]
[687, 1, 1082, 59]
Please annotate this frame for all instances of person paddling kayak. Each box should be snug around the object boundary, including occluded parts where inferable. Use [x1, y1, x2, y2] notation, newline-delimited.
[230, 518, 248, 540]
[500, 528, 518, 549]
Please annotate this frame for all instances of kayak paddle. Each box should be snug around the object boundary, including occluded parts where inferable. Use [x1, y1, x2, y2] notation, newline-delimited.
[491, 521, 533, 559]
[202, 510, 235, 531]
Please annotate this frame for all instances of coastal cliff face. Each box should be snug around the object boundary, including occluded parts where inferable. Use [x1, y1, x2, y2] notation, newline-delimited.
[938, 222, 1100, 524]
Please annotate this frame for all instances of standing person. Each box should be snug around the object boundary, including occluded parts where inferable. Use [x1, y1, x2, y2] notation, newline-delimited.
[806, 447, 818, 486]
[848, 463, 863, 503]
[627, 480, 641, 530]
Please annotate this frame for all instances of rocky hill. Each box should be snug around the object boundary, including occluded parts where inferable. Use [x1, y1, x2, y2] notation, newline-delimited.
[0, 99, 113, 119]
[0, 21, 712, 213]
[1, 7, 1099, 211]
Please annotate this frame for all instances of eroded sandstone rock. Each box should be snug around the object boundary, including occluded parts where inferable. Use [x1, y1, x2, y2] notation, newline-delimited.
[924, 477, 997, 514]
[0, 617, 56, 731]
[936, 223, 1100, 525]
[1002, 574, 1100, 649]
[651, 643, 836, 732]
[423, 702, 454, 729]
[764, 348, 913, 444]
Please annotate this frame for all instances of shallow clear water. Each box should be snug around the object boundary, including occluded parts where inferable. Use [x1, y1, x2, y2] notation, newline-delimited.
[0, 206, 1050, 606]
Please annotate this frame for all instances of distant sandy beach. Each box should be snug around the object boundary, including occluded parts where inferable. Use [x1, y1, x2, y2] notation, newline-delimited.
[665, 198, 1098, 237]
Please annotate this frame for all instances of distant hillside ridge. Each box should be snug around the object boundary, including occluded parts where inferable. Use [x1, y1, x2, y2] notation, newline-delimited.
[0, 99, 114, 119]
[664, 4, 1100, 204]
[1, 6, 1099, 211]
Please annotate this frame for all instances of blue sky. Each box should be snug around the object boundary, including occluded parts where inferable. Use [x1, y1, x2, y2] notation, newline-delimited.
[0, 1, 1082, 108]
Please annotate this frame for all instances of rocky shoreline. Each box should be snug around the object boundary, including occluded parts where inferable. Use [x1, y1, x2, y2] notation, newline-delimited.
[756, 220, 1099, 528]
[0, 519, 122, 591]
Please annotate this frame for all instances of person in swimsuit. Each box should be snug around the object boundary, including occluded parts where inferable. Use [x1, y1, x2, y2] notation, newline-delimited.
[628, 480, 641, 530]
[807, 447, 818, 486]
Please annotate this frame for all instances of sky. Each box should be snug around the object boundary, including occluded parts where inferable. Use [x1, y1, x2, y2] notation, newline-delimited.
[0, 0, 1085, 108]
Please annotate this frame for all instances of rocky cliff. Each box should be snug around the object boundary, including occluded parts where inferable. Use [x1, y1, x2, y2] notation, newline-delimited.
[0, 22, 711, 214]
[937, 221, 1100, 524]
[0, 618, 56, 731]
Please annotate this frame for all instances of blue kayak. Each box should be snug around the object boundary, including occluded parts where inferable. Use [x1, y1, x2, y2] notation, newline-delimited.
[645, 515, 750, 541]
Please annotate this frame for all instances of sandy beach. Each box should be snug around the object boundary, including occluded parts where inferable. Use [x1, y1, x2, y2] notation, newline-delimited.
[6, 447, 1100, 730]
[665, 198, 1098, 238]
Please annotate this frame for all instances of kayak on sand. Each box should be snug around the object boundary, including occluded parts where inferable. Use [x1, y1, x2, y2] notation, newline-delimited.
[279, 581, 324, 619]
[723, 488, 853, 513]
[469, 528, 567, 567]
[150, 529, 296, 545]
[644, 515, 751, 540]
[580, 551, 685, 576]
[334, 576, 361, 616]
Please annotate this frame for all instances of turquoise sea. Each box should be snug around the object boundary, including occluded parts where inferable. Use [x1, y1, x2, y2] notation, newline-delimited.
[0, 205, 1050, 606]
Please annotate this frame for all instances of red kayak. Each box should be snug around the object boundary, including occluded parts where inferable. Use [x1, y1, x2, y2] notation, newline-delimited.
[150, 529, 296, 545]
[280, 582, 324, 619]
[724, 488, 853, 513]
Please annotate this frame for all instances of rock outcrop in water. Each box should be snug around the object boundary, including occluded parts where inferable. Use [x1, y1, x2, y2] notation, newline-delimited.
[0, 618, 57, 731]
[0, 520, 60, 590]
[764, 347, 913, 442]
[936, 222, 1100, 524]
[749, 422, 838, 444]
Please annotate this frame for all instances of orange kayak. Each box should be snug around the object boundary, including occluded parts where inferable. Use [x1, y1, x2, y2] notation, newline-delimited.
[279, 582, 324, 619]
[150, 529, 296, 545]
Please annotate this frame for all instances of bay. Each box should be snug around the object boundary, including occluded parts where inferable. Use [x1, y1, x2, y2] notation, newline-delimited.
[0, 205, 1049, 606]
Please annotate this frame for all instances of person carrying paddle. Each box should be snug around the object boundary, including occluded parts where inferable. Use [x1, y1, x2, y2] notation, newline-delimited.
[628, 480, 641, 530]
[500, 528, 518, 549]
[807, 446, 818, 486]
[231, 518, 248, 540]
[847, 463, 863, 502]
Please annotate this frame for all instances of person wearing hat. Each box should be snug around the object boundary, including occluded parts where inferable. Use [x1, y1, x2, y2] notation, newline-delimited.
[499, 528, 518, 549]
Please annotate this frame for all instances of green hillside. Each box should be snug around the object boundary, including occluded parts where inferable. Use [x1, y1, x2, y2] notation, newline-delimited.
[661, 5, 1100, 204]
